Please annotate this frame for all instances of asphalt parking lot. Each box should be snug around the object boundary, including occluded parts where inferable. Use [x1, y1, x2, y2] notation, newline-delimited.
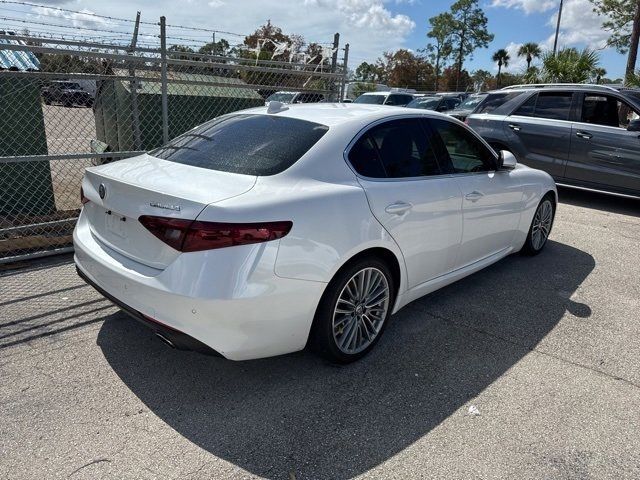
[1, 188, 639, 480]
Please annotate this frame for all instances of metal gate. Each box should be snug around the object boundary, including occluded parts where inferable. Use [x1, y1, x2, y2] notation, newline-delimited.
[0, 20, 348, 264]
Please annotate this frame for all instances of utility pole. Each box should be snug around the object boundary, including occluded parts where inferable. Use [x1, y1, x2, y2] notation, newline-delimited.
[128, 11, 142, 151]
[625, 1, 640, 83]
[553, 0, 564, 55]
[212, 31, 216, 56]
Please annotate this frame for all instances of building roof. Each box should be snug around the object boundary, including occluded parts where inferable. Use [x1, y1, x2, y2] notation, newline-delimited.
[111, 69, 262, 100]
[0, 32, 40, 71]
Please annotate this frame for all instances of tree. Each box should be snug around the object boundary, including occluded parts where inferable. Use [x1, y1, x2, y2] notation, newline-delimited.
[355, 62, 378, 82]
[539, 48, 600, 83]
[425, 13, 454, 91]
[590, 0, 640, 81]
[518, 43, 541, 71]
[377, 49, 434, 89]
[447, 0, 494, 90]
[198, 39, 230, 56]
[492, 48, 510, 87]
[593, 67, 607, 83]
[471, 69, 493, 91]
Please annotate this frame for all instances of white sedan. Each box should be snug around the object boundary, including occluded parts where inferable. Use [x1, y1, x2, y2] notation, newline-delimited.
[74, 102, 557, 363]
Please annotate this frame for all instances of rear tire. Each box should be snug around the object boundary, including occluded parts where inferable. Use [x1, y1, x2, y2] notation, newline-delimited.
[310, 256, 395, 364]
[521, 194, 555, 255]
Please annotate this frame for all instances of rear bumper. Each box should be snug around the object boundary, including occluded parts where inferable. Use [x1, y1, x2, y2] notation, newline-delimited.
[73, 210, 326, 360]
[77, 267, 221, 356]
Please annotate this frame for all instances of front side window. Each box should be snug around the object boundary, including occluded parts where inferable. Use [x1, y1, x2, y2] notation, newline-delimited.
[348, 119, 443, 178]
[430, 119, 496, 173]
[515, 92, 573, 121]
[474, 92, 522, 114]
[581, 94, 640, 128]
[151, 114, 328, 176]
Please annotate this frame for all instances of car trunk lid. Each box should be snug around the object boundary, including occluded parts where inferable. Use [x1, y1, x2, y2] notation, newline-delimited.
[82, 154, 257, 269]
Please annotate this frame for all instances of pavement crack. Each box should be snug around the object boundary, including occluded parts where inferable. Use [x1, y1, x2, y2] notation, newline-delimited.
[68, 458, 111, 477]
[423, 309, 640, 391]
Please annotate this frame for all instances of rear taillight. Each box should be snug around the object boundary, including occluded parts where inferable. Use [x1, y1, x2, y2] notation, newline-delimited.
[138, 215, 292, 252]
[80, 187, 90, 205]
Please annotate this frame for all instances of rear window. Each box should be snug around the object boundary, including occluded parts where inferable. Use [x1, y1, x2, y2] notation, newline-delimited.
[474, 92, 522, 114]
[354, 94, 386, 105]
[150, 114, 329, 176]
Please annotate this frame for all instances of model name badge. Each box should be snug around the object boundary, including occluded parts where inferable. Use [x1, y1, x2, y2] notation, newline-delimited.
[150, 202, 181, 212]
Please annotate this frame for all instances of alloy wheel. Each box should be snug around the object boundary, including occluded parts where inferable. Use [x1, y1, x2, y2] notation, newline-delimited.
[531, 199, 553, 251]
[332, 267, 390, 355]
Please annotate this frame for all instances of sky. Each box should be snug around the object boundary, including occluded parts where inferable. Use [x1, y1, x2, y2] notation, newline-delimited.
[0, 0, 627, 79]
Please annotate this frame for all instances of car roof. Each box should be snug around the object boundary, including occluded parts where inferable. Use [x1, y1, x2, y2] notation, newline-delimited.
[239, 102, 452, 128]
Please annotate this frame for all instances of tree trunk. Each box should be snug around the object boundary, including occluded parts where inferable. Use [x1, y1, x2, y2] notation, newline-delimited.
[497, 64, 502, 88]
[456, 32, 465, 91]
[527, 55, 532, 71]
[626, 0, 640, 82]
[435, 54, 440, 91]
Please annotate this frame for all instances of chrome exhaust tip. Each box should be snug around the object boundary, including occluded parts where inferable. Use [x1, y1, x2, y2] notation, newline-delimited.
[155, 332, 176, 349]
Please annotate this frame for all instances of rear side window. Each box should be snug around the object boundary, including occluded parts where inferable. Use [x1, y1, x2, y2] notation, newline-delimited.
[474, 92, 522, 114]
[515, 92, 573, 121]
[150, 114, 329, 176]
[348, 118, 443, 178]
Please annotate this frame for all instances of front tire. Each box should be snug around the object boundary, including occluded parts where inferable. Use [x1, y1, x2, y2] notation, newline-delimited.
[521, 195, 555, 255]
[310, 256, 395, 363]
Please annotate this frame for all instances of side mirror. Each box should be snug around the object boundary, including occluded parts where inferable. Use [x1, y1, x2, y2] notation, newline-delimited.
[627, 119, 640, 132]
[498, 150, 517, 170]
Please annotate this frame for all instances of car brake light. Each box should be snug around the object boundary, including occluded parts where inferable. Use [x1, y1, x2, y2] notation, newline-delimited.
[80, 187, 90, 205]
[138, 215, 292, 252]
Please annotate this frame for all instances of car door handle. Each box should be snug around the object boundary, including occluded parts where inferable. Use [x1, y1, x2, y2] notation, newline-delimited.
[465, 191, 484, 202]
[508, 124, 521, 132]
[385, 201, 412, 215]
[576, 131, 593, 140]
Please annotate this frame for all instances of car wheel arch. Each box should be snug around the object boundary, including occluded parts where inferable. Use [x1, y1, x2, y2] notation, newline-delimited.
[306, 246, 403, 348]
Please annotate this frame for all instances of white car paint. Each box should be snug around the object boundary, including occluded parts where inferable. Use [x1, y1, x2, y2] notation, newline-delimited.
[74, 103, 557, 360]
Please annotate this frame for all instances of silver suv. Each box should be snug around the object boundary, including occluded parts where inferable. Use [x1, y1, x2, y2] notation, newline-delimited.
[467, 84, 640, 198]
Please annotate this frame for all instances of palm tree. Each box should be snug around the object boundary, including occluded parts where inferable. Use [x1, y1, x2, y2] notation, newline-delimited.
[540, 48, 600, 83]
[593, 67, 607, 84]
[518, 42, 541, 71]
[492, 49, 510, 87]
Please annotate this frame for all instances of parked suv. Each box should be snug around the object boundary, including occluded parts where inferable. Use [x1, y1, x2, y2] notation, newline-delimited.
[467, 84, 640, 197]
[42, 81, 93, 107]
[406, 94, 462, 112]
[353, 91, 415, 106]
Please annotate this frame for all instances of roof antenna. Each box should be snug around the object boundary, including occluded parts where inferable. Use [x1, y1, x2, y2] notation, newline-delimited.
[267, 101, 289, 114]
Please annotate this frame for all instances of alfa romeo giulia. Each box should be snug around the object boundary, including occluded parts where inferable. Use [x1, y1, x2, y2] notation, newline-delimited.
[74, 102, 556, 363]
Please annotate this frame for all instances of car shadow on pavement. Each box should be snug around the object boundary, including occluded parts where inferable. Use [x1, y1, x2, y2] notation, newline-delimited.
[97, 240, 594, 479]
[558, 187, 640, 217]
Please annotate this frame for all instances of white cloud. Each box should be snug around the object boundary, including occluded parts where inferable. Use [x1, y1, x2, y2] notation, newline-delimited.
[306, 0, 415, 36]
[490, 0, 556, 15]
[545, 0, 610, 50]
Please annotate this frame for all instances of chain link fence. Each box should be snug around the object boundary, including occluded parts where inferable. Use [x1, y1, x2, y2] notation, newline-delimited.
[0, 21, 348, 264]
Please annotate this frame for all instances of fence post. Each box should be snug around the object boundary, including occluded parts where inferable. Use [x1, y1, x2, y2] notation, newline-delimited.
[330, 33, 340, 101]
[128, 11, 142, 150]
[339, 43, 349, 103]
[159, 16, 169, 145]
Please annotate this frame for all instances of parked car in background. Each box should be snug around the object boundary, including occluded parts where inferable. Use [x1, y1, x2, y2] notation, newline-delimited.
[75, 103, 556, 364]
[467, 84, 640, 198]
[444, 92, 489, 121]
[41, 81, 93, 107]
[406, 94, 462, 112]
[265, 91, 325, 105]
[353, 90, 415, 106]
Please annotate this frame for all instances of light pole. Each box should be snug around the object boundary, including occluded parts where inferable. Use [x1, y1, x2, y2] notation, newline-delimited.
[553, 0, 564, 55]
